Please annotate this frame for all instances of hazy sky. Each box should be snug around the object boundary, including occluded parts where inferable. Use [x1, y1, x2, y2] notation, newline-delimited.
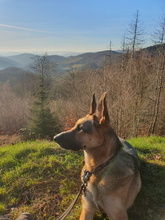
[0, 0, 164, 55]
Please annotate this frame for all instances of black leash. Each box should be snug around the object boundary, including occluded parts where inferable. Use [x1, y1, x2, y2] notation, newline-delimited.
[56, 185, 83, 220]
[56, 179, 90, 220]
[56, 155, 116, 220]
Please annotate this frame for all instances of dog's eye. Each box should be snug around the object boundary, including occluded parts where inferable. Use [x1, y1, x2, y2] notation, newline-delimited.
[77, 124, 83, 132]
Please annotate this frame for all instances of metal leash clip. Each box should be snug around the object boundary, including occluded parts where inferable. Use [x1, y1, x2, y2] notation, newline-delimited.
[82, 170, 92, 195]
[82, 169, 92, 183]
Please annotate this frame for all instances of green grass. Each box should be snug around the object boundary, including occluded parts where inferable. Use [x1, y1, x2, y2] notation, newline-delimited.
[128, 136, 165, 220]
[0, 140, 83, 219]
[0, 137, 165, 220]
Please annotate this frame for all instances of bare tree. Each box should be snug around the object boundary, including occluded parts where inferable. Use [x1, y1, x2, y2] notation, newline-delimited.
[125, 11, 146, 136]
[127, 10, 145, 54]
[149, 14, 165, 134]
[0, 82, 31, 132]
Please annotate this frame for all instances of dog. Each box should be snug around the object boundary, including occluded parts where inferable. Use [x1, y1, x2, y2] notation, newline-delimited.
[54, 93, 141, 220]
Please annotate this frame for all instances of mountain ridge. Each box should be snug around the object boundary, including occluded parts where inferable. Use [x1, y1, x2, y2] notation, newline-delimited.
[0, 44, 164, 85]
[0, 56, 21, 70]
[0, 50, 120, 74]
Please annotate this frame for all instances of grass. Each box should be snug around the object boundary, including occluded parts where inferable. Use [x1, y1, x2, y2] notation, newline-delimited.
[0, 140, 83, 219]
[0, 137, 165, 220]
[128, 136, 165, 220]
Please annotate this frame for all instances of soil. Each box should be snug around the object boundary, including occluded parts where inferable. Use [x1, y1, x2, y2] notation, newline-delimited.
[0, 133, 20, 146]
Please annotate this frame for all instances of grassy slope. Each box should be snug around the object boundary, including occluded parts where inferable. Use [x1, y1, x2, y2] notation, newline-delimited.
[0, 137, 165, 220]
[129, 137, 165, 220]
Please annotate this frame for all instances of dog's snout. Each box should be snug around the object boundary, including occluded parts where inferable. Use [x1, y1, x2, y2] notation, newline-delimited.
[53, 130, 82, 151]
[54, 134, 60, 143]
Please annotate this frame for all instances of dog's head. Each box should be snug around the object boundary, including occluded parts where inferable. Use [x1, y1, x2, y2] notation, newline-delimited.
[54, 93, 110, 151]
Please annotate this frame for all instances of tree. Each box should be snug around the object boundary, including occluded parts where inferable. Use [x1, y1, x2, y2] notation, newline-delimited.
[0, 82, 30, 132]
[127, 10, 144, 54]
[124, 11, 146, 136]
[149, 14, 165, 134]
[28, 53, 59, 139]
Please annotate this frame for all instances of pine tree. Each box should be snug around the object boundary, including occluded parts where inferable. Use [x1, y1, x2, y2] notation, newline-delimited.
[28, 54, 59, 139]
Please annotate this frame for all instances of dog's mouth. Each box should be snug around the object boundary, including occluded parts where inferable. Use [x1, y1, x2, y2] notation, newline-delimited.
[59, 144, 82, 151]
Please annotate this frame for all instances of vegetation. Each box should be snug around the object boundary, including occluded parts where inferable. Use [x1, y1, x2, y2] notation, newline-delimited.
[0, 136, 165, 220]
[0, 12, 164, 220]
[0, 13, 165, 138]
[28, 54, 60, 139]
[0, 140, 83, 219]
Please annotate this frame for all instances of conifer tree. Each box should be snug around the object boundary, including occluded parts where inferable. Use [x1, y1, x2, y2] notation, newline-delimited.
[28, 53, 59, 139]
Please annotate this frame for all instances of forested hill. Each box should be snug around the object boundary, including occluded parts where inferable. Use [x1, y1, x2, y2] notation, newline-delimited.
[0, 44, 164, 85]
[0, 50, 120, 80]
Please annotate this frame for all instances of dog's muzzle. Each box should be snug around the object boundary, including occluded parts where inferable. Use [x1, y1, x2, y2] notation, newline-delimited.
[54, 131, 82, 151]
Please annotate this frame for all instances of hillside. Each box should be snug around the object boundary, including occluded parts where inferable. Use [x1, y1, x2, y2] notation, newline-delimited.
[0, 44, 164, 85]
[0, 67, 35, 85]
[0, 137, 165, 220]
[8, 53, 66, 69]
[0, 57, 20, 70]
[8, 53, 36, 67]
[54, 50, 121, 72]
[0, 50, 121, 76]
[144, 43, 165, 53]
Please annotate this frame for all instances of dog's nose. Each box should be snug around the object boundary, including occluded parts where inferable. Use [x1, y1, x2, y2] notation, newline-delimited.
[53, 134, 60, 143]
[53, 135, 57, 142]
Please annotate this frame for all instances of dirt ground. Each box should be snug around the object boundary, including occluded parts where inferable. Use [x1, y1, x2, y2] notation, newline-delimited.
[0, 133, 21, 146]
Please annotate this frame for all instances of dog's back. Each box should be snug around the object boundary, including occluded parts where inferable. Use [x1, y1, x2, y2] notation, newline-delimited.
[120, 138, 140, 167]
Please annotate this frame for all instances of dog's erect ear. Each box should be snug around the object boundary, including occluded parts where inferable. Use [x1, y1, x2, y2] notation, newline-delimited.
[89, 93, 96, 115]
[96, 92, 110, 125]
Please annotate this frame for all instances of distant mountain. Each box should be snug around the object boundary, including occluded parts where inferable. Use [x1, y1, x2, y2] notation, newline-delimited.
[49, 50, 121, 73]
[0, 45, 164, 86]
[8, 53, 66, 68]
[144, 43, 165, 54]
[0, 67, 34, 85]
[8, 53, 35, 68]
[48, 55, 66, 63]
[0, 57, 20, 70]
[0, 50, 121, 74]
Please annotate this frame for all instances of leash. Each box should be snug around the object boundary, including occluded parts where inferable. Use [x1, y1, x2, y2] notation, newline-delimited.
[56, 178, 90, 220]
[56, 184, 83, 220]
[56, 154, 116, 220]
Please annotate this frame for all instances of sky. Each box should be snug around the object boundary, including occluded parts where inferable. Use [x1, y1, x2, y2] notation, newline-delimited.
[0, 0, 164, 56]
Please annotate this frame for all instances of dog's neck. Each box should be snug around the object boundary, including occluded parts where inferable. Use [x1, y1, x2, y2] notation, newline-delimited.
[84, 128, 122, 171]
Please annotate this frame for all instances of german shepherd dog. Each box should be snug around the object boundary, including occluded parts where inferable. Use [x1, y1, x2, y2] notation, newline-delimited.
[54, 93, 141, 220]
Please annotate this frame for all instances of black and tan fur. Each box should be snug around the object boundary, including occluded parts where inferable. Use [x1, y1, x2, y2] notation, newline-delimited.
[54, 93, 141, 220]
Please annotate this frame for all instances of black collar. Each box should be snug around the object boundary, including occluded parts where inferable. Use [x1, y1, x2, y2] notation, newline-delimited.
[82, 153, 117, 185]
